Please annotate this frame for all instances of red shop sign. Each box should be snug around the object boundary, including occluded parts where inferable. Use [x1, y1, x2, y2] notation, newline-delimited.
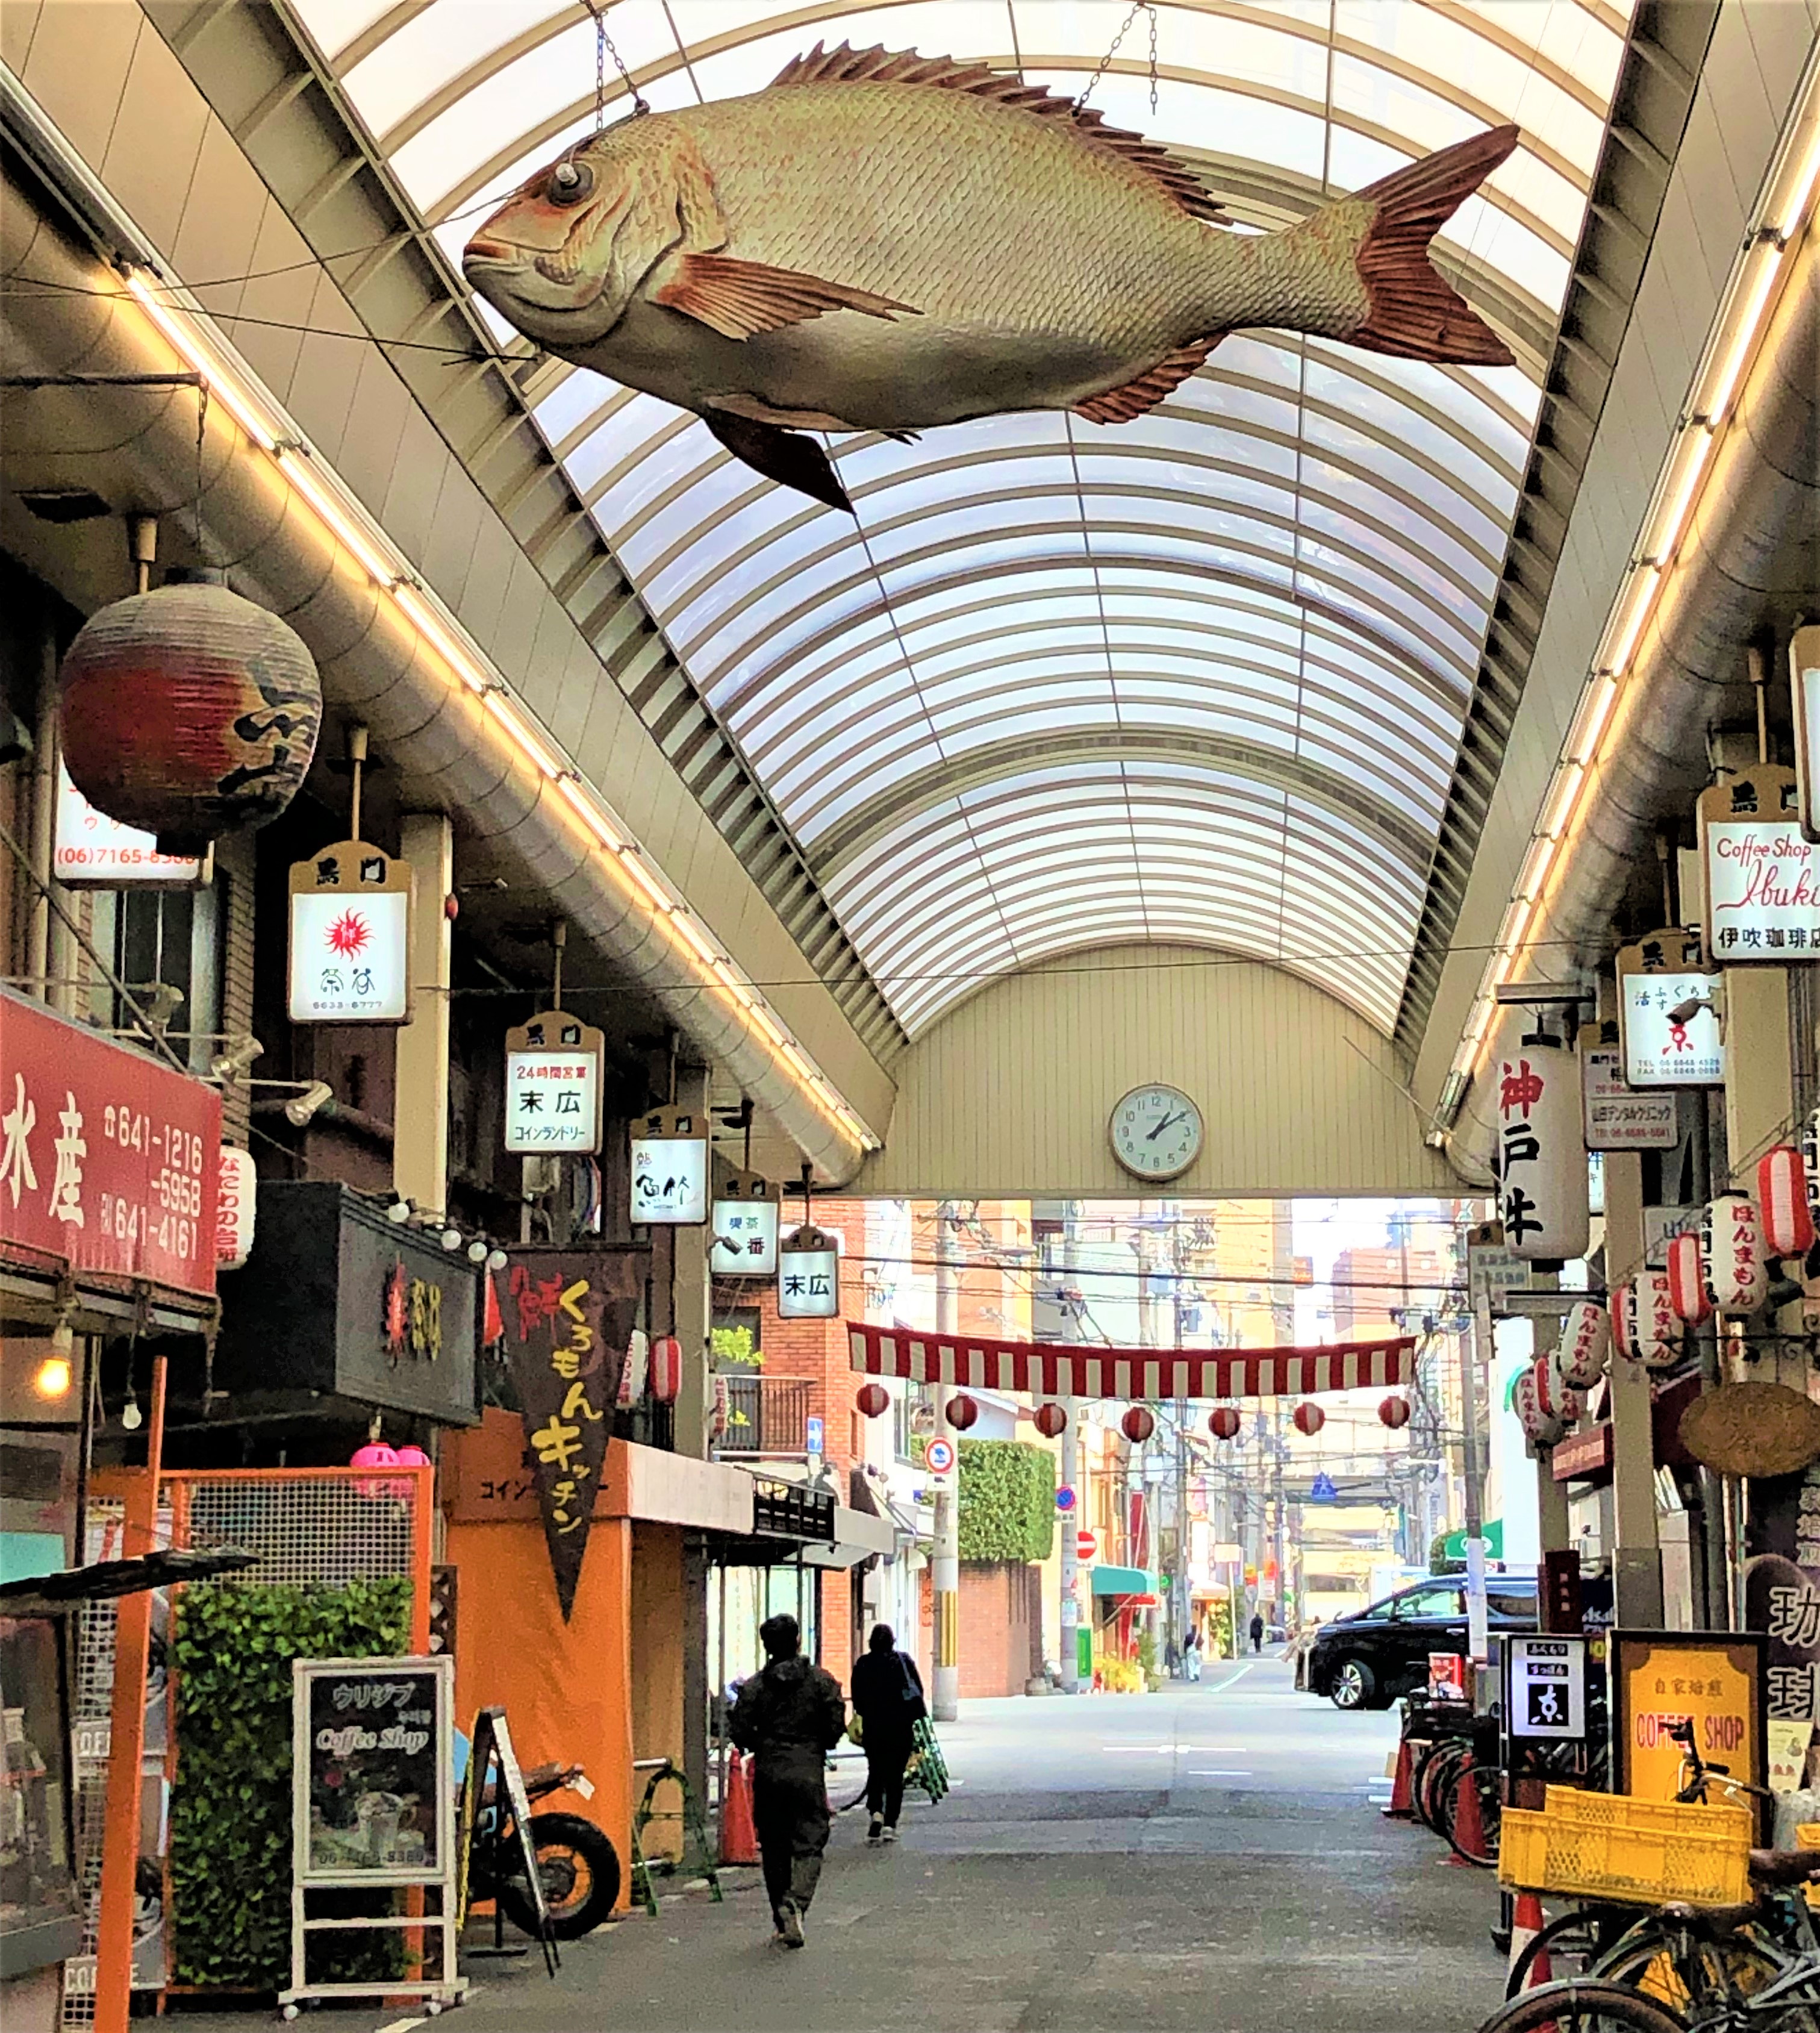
[0, 988, 220, 1299]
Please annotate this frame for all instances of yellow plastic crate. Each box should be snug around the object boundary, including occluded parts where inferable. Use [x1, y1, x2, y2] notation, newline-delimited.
[1497, 1793, 1752, 1908]
[1798, 1823, 1819, 1911]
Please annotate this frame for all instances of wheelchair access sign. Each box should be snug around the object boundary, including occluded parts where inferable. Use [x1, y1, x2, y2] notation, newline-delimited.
[1506, 1634, 1587, 1740]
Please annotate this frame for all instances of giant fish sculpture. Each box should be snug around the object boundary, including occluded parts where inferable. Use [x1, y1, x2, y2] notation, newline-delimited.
[464, 42, 1519, 513]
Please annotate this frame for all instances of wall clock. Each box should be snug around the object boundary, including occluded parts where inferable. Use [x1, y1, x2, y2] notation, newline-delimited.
[1109, 1085, 1204, 1182]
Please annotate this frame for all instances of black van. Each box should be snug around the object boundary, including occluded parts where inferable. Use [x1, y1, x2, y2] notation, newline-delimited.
[1304, 1575, 1539, 1709]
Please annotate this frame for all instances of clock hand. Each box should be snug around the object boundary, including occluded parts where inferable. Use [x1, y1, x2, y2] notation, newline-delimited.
[1147, 1110, 1185, 1143]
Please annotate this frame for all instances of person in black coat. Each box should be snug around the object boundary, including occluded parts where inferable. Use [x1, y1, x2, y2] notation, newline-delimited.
[847, 1623, 926, 1843]
[729, 1614, 847, 1947]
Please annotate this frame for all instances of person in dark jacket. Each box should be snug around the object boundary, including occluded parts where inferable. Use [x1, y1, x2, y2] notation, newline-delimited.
[1249, 1610, 1265, 1654]
[847, 1623, 926, 1843]
[729, 1613, 846, 1948]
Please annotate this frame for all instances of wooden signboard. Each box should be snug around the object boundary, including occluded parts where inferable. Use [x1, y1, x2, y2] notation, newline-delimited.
[1611, 1629, 1768, 1835]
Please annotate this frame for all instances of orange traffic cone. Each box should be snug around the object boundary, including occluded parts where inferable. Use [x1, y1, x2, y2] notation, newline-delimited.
[1382, 1736, 1415, 1819]
[1447, 1752, 1489, 1867]
[1506, 1890, 1551, 1989]
[720, 1752, 759, 1866]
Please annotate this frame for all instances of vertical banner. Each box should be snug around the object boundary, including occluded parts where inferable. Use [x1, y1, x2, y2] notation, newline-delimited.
[1745, 1464, 1820, 1788]
[1495, 1038, 1589, 1263]
[500, 1252, 636, 1619]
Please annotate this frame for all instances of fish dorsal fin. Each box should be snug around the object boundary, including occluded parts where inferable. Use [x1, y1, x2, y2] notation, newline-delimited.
[768, 41, 1228, 225]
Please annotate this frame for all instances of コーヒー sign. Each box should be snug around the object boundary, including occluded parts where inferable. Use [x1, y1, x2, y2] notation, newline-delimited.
[1612, 1631, 1767, 1826]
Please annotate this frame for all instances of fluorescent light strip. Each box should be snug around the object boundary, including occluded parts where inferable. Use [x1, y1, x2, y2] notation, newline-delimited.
[114, 269, 877, 1152]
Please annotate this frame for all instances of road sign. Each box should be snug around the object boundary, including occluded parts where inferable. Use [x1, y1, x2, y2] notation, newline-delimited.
[1506, 1635, 1588, 1741]
[1310, 1472, 1338, 1502]
[805, 1414, 824, 1458]
[1055, 1485, 1077, 1513]
[1075, 1530, 1097, 1562]
[925, 1437, 956, 1476]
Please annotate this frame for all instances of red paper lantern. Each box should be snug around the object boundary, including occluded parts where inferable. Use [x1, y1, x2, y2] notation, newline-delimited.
[1208, 1406, 1242, 1440]
[1512, 1367, 1563, 1448]
[1292, 1402, 1324, 1437]
[350, 1441, 399, 1469]
[1609, 1276, 1635, 1360]
[856, 1381, 890, 1419]
[650, 1335, 682, 1404]
[944, 1393, 979, 1431]
[1666, 1229, 1712, 1325]
[1758, 1146, 1815, 1258]
[1533, 1352, 1580, 1425]
[1377, 1395, 1411, 1431]
[393, 1444, 431, 1468]
[1121, 1405, 1155, 1443]
[1635, 1270, 1682, 1372]
[59, 582, 321, 853]
[1032, 1401, 1067, 1438]
[1703, 1193, 1766, 1315]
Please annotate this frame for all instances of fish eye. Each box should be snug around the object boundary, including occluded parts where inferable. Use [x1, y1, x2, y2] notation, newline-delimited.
[546, 160, 593, 207]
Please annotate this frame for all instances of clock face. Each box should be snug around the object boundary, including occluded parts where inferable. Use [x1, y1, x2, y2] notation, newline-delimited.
[1109, 1084, 1204, 1181]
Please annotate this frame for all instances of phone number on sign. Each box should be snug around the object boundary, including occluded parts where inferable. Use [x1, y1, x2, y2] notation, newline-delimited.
[98, 1194, 199, 1262]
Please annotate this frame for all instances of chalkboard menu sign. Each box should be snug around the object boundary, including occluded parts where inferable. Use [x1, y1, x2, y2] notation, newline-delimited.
[291, 1657, 452, 1887]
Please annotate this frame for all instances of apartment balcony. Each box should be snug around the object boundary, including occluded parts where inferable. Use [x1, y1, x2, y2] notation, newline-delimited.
[715, 1375, 812, 1459]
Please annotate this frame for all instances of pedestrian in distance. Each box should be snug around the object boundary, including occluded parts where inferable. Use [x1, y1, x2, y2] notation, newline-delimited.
[1183, 1625, 1202, 1682]
[1164, 1635, 1180, 1677]
[1249, 1610, 1265, 1654]
[728, 1613, 847, 1949]
[847, 1622, 926, 1844]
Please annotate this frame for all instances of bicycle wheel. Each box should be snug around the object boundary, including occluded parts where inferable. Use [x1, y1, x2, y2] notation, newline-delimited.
[1504, 1908, 1615, 1998]
[1415, 1741, 1465, 1832]
[1476, 1980, 1688, 2033]
[1439, 1758, 1501, 1867]
[1595, 1924, 1788, 2014]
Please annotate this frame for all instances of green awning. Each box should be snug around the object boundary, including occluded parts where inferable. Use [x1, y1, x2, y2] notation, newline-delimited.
[1439, 1520, 1504, 1560]
[1090, 1566, 1159, 1597]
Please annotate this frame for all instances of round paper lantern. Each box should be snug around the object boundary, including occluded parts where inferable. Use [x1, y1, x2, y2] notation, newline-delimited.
[1666, 1229, 1712, 1325]
[1635, 1269, 1683, 1372]
[1512, 1367, 1564, 1448]
[944, 1393, 979, 1431]
[1032, 1401, 1067, 1438]
[350, 1440, 399, 1469]
[1292, 1401, 1325, 1437]
[1495, 1039, 1590, 1263]
[650, 1334, 682, 1404]
[856, 1381, 890, 1419]
[1533, 1352, 1581, 1426]
[1757, 1146, 1814, 1260]
[1802, 1107, 1820, 1232]
[1121, 1405, 1155, 1443]
[1208, 1406, 1242, 1441]
[1557, 1300, 1610, 1390]
[1378, 1395, 1411, 1430]
[59, 582, 321, 853]
[1703, 1193, 1766, 1315]
[393, 1444, 432, 1467]
[1609, 1277, 1636, 1360]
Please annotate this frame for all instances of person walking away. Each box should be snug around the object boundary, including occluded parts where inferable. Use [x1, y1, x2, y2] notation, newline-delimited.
[1183, 1625, 1202, 1682]
[1249, 1610, 1265, 1654]
[729, 1613, 846, 1947]
[848, 1623, 926, 1844]
[1164, 1635, 1180, 1678]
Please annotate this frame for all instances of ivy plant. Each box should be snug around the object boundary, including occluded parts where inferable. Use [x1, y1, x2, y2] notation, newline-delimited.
[956, 1439, 1056, 1564]
[168, 1575, 411, 1990]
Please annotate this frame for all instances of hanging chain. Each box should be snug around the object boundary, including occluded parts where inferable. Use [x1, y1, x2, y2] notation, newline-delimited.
[580, 0, 649, 123]
[1074, 1, 1161, 118]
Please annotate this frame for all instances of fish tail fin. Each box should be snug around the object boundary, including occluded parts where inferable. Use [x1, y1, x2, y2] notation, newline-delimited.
[1336, 124, 1520, 365]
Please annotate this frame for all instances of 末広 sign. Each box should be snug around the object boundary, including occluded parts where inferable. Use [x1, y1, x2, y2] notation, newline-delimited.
[288, 841, 414, 1024]
[499, 1249, 638, 1619]
[777, 1223, 840, 1319]
[0, 986, 220, 1299]
[1616, 930, 1723, 1087]
[1505, 1634, 1588, 1740]
[1580, 1029, 1677, 1151]
[1698, 766, 1820, 965]
[629, 1108, 708, 1225]
[503, 1011, 603, 1155]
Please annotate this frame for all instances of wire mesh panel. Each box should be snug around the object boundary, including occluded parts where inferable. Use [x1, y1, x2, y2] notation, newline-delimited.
[169, 1470, 425, 1593]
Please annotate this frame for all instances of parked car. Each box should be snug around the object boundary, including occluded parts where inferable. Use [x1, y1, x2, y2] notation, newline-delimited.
[1304, 1575, 1538, 1710]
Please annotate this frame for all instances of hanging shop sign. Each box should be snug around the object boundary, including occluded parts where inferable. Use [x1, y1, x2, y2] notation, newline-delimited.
[1702, 1192, 1767, 1315]
[778, 1223, 840, 1319]
[1495, 1039, 1589, 1262]
[1612, 1630, 1767, 1817]
[1580, 1028, 1677, 1150]
[499, 1248, 638, 1619]
[1698, 765, 1820, 965]
[214, 1143, 257, 1272]
[0, 985, 221, 1299]
[629, 1107, 708, 1225]
[1505, 1634, 1588, 1742]
[1643, 1204, 1702, 1269]
[1466, 1223, 1532, 1311]
[710, 1172, 781, 1278]
[288, 842, 414, 1024]
[212, 1181, 478, 1423]
[503, 1011, 604, 1155]
[52, 762, 207, 887]
[1616, 931, 1723, 1087]
[1794, 625, 1820, 839]
[1744, 1466, 1820, 1750]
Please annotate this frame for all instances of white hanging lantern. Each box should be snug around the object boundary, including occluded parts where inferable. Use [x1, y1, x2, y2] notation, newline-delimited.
[1801, 1107, 1820, 1235]
[1533, 1351, 1582, 1427]
[1635, 1270, 1683, 1372]
[1495, 1039, 1589, 1261]
[1702, 1192, 1766, 1316]
[1666, 1230, 1712, 1326]
[1756, 1145, 1815, 1260]
[1609, 1277, 1636, 1360]
[1558, 1300, 1610, 1389]
[1512, 1367, 1564, 1449]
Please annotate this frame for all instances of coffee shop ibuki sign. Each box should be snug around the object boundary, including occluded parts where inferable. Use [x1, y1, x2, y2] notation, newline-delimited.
[1699, 767, 1820, 964]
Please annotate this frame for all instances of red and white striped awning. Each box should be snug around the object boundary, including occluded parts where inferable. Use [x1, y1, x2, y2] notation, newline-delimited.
[846, 1323, 1413, 1401]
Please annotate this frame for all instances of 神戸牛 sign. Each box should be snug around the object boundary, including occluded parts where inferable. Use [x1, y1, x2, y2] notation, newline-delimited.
[1580, 1030, 1677, 1151]
[1612, 1630, 1767, 1825]
[288, 842, 414, 1024]
[503, 1011, 603, 1155]
[1616, 931, 1724, 1087]
[629, 1108, 708, 1226]
[500, 1250, 638, 1619]
[1698, 766, 1820, 966]
[1495, 1040, 1589, 1263]
[0, 986, 220, 1299]
[711, 1171, 781, 1278]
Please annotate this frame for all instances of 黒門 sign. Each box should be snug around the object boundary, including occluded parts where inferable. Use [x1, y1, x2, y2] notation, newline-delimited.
[1616, 930, 1723, 1087]
[1612, 1630, 1767, 1824]
[711, 1172, 780, 1278]
[288, 842, 414, 1024]
[777, 1223, 840, 1319]
[629, 1108, 708, 1225]
[503, 1011, 603, 1155]
[1495, 1039, 1588, 1263]
[1699, 766, 1820, 966]
[1580, 1029, 1677, 1151]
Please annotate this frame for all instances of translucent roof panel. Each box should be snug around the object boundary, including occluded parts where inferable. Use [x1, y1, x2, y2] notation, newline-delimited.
[293, 0, 1634, 1037]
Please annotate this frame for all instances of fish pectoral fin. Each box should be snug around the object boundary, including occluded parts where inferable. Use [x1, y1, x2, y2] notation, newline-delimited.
[652, 252, 918, 340]
[1074, 337, 1224, 425]
[702, 408, 854, 514]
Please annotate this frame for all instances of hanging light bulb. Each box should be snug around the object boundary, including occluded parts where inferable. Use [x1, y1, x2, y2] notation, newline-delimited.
[485, 1248, 508, 1272]
[120, 1376, 143, 1431]
[440, 1227, 462, 1252]
[466, 1238, 490, 1264]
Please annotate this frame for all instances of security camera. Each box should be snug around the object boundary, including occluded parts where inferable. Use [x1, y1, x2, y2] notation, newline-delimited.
[284, 1081, 334, 1127]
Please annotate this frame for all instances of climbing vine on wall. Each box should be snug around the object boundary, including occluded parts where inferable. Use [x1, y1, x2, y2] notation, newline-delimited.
[956, 1439, 1056, 1564]
[168, 1576, 411, 1989]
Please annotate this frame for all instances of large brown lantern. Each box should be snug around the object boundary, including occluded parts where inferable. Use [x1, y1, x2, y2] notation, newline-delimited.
[1032, 1401, 1067, 1438]
[856, 1381, 890, 1419]
[60, 581, 321, 854]
[1121, 1405, 1155, 1444]
[944, 1393, 979, 1431]
[1209, 1406, 1241, 1440]
[1292, 1401, 1326, 1437]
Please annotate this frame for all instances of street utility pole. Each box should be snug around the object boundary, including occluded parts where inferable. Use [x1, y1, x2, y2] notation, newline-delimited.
[1055, 1205, 1082, 1693]
[932, 1203, 961, 1721]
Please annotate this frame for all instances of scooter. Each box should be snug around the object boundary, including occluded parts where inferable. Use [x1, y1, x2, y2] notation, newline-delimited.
[470, 1759, 620, 1940]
